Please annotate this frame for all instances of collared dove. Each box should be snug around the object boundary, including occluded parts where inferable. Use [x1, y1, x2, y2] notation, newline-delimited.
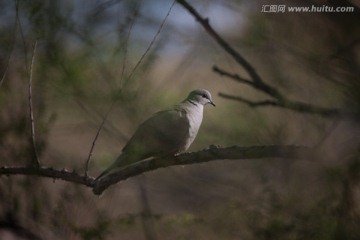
[95, 89, 215, 180]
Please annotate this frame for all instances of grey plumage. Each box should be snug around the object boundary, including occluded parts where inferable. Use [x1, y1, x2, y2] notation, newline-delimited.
[95, 89, 215, 180]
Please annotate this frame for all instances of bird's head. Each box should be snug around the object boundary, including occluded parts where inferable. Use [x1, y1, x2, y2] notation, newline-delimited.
[186, 89, 216, 107]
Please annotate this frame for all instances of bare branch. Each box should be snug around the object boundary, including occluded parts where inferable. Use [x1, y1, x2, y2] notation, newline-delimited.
[219, 92, 352, 118]
[0, 145, 312, 194]
[0, 166, 94, 187]
[18, 2, 29, 72]
[219, 93, 279, 107]
[176, 0, 264, 84]
[93, 145, 311, 195]
[175, 0, 287, 102]
[177, 1, 359, 119]
[212, 65, 253, 86]
[85, 102, 115, 176]
[28, 40, 40, 167]
[127, 0, 175, 82]
[118, 0, 141, 86]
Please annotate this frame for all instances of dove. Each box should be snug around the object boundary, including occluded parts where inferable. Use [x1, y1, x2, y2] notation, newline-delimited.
[95, 89, 215, 181]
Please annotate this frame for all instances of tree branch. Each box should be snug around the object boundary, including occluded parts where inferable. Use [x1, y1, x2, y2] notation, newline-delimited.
[85, 102, 116, 177]
[0, 145, 312, 195]
[93, 145, 311, 195]
[212, 65, 253, 86]
[218, 92, 353, 117]
[219, 93, 279, 108]
[0, 166, 94, 187]
[127, 0, 175, 82]
[177, 0, 359, 119]
[176, 0, 285, 101]
[176, 0, 264, 84]
[215, 65, 358, 118]
[28, 40, 40, 167]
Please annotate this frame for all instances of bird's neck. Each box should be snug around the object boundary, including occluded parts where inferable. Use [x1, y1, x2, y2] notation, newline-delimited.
[186, 99, 199, 107]
[181, 100, 204, 116]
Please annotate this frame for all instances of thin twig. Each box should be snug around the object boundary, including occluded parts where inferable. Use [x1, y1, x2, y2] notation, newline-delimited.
[85, 102, 116, 176]
[212, 65, 253, 86]
[75, 99, 128, 141]
[218, 92, 351, 118]
[28, 40, 40, 167]
[218, 93, 279, 107]
[18, 4, 29, 73]
[120, 1, 141, 86]
[127, 0, 175, 81]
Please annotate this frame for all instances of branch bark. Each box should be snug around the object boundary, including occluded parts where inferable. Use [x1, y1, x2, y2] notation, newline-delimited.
[0, 166, 94, 187]
[92, 145, 311, 195]
[0, 145, 311, 195]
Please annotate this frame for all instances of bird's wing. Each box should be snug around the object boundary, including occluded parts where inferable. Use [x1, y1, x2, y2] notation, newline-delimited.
[122, 107, 190, 160]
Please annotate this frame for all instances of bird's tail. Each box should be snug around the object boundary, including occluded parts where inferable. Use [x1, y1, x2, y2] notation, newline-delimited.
[95, 153, 130, 181]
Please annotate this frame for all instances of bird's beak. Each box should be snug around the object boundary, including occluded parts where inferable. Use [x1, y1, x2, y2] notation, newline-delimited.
[209, 100, 216, 107]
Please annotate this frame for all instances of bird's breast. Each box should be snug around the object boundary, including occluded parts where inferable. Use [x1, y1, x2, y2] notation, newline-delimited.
[186, 105, 203, 140]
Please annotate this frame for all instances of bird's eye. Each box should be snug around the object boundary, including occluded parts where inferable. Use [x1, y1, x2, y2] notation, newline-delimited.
[202, 94, 207, 98]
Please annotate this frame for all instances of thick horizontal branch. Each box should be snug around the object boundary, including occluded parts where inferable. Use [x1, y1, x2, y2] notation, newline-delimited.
[93, 145, 311, 195]
[0, 166, 94, 187]
[0, 145, 312, 195]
